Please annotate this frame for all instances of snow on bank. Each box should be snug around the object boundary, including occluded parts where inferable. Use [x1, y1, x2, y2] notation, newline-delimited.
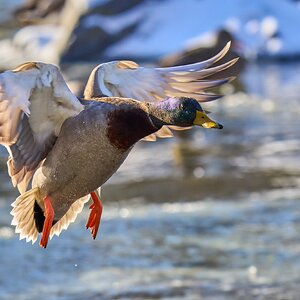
[103, 0, 300, 60]
[1, 0, 300, 67]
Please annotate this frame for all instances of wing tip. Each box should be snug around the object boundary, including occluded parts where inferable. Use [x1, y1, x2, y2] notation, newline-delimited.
[213, 41, 232, 63]
[224, 41, 232, 51]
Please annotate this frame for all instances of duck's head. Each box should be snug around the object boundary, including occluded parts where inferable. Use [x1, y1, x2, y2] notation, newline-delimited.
[151, 97, 223, 129]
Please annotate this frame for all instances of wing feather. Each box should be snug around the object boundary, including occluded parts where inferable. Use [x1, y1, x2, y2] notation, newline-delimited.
[84, 42, 237, 103]
[84, 42, 237, 141]
[157, 41, 232, 72]
[168, 58, 238, 82]
[0, 62, 83, 193]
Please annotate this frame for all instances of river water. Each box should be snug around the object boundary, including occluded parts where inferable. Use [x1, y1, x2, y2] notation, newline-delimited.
[0, 60, 300, 300]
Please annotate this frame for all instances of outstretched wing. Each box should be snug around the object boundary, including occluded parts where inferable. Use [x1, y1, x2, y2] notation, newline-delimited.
[84, 42, 237, 102]
[0, 62, 83, 193]
[84, 42, 237, 140]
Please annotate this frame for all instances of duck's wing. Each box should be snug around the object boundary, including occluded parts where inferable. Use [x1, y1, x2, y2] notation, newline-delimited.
[84, 42, 237, 101]
[84, 42, 237, 140]
[0, 62, 83, 193]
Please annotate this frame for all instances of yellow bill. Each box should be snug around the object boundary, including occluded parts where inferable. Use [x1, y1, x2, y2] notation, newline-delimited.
[193, 111, 223, 129]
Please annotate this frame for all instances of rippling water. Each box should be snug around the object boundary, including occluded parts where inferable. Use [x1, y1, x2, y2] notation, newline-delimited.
[1, 60, 300, 299]
[2, 189, 300, 299]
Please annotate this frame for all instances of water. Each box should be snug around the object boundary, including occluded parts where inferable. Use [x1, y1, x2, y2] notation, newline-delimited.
[1, 53, 300, 299]
[2, 190, 300, 299]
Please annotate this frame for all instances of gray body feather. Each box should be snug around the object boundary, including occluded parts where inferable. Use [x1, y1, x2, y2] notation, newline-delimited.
[33, 101, 131, 219]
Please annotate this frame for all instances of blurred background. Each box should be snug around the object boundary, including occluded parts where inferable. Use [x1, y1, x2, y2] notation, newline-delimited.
[1, 0, 300, 299]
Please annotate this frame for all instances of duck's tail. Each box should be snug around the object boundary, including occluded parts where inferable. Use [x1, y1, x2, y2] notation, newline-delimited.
[11, 188, 90, 245]
[49, 195, 90, 239]
[11, 188, 40, 244]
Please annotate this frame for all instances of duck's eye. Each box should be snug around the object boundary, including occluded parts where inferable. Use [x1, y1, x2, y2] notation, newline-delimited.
[180, 103, 186, 110]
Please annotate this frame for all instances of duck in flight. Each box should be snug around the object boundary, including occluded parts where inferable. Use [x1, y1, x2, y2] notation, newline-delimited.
[0, 42, 237, 248]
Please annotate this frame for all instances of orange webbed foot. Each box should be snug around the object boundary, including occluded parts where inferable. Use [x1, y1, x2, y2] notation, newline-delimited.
[86, 191, 103, 239]
[40, 196, 54, 248]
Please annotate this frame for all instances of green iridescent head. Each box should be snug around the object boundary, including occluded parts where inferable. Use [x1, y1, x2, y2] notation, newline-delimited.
[154, 97, 223, 129]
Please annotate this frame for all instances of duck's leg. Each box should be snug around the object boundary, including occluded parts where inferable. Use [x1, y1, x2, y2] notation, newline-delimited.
[40, 196, 54, 248]
[86, 191, 103, 239]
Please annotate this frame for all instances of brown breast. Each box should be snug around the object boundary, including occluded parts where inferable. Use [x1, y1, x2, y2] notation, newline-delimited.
[106, 101, 158, 150]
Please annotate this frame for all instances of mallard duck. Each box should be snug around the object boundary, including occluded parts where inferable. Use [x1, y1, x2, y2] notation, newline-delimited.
[0, 43, 236, 248]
